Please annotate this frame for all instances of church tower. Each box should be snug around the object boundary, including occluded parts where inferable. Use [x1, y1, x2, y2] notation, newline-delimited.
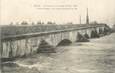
[86, 8, 89, 24]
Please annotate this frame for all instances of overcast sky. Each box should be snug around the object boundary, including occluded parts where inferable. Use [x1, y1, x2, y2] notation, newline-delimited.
[1, 0, 115, 25]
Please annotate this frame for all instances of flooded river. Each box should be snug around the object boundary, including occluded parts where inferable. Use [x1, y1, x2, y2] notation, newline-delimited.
[2, 33, 115, 73]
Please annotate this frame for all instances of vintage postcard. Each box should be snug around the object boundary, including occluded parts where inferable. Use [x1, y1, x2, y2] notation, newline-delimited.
[0, 0, 115, 73]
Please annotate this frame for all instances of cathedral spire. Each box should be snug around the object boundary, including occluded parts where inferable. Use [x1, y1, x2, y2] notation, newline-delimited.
[86, 8, 89, 24]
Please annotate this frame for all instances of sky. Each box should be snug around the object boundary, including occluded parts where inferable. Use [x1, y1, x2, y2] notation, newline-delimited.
[1, 0, 115, 25]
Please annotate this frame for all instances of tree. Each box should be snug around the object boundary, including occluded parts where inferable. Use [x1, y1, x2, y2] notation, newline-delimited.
[21, 21, 28, 25]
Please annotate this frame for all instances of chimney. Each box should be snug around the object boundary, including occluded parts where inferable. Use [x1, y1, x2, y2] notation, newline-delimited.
[86, 8, 89, 24]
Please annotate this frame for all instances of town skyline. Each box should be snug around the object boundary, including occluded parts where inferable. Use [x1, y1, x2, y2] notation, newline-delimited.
[1, 0, 115, 25]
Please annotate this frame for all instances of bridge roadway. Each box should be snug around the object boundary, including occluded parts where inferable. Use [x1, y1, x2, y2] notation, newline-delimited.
[1, 24, 111, 59]
[1, 24, 108, 40]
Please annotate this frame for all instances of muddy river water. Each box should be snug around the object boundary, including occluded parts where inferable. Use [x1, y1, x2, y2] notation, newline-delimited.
[2, 33, 115, 73]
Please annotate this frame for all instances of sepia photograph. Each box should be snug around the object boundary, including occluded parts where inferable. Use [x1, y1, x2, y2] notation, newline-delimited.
[0, 0, 115, 73]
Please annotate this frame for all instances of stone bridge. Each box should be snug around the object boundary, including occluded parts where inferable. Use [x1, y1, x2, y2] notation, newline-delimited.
[0, 24, 111, 59]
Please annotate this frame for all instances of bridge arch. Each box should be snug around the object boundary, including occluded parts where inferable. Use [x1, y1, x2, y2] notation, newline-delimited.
[37, 39, 55, 53]
[76, 32, 89, 42]
[57, 39, 72, 46]
[84, 33, 89, 39]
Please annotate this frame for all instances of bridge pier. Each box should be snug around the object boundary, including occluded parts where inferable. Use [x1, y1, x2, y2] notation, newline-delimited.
[91, 29, 100, 38]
